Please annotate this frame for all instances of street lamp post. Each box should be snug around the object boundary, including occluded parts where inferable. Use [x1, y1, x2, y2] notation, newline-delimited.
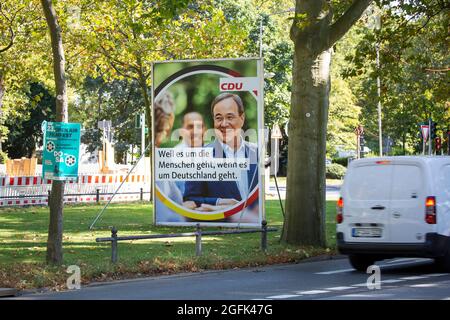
[376, 40, 383, 156]
[371, 12, 383, 156]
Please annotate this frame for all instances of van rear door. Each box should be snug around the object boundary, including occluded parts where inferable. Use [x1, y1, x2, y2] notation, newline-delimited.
[389, 163, 429, 243]
[343, 162, 393, 242]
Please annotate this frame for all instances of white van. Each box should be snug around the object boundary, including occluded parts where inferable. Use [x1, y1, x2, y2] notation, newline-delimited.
[337, 156, 450, 272]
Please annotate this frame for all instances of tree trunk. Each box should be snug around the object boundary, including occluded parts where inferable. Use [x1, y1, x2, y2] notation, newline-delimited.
[282, 0, 372, 246]
[137, 68, 153, 201]
[0, 73, 4, 151]
[41, 0, 68, 265]
[283, 44, 331, 247]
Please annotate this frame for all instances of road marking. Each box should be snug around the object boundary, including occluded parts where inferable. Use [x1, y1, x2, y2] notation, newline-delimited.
[381, 279, 405, 284]
[315, 268, 354, 275]
[337, 293, 392, 298]
[409, 283, 439, 288]
[327, 286, 355, 291]
[400, 276, 429, 280]
[384, 258, 421, 264]
[316, 260, 429, 275]
[351, 283, 370, 287]
[296, 290, 330, 295]
[265, 294, 301, 299]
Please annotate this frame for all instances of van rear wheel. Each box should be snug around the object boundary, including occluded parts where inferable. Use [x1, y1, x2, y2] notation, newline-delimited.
[434, 250, 450, 273]
[348, 254, 376, 272]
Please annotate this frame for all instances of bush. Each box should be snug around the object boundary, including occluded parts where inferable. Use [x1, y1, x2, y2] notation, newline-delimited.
[0, 151, 8, 164]
[332, 157, 350, 168]
[326, 163, 346, 179]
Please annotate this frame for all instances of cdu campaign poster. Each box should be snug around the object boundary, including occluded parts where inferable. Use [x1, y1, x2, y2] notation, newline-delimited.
[152, 58, 264, 227]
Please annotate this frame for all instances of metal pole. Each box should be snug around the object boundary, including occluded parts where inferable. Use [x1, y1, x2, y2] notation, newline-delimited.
[96, 188, 100, 203]
[141, 113, 145, 157]
[111, 226, 118, 263]
[195, 224, 202, 257]
[273, 175, 285, 218]
[261, 220, 268, 252]
[259, 18, 263, 58]
[140, 187, 143, 201]
[423, 136, 426, 155]
[428, 118, 432, 156]
[356, 132, 360, 159]
[89, 142, 152, 230]
[376, 43, 383, 156]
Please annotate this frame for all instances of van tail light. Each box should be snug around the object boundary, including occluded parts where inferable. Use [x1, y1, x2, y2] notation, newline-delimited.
[336, 197, 344, 224]
[425, 196, 436, 224]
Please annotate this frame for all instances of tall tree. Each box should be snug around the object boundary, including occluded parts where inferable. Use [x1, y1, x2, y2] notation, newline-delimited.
[41, 0, 68, 265]
[283, 0, 373, 246]
[0, 0, 49, 152]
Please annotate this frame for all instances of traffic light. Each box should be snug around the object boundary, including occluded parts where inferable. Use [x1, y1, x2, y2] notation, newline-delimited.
[435, 137, 442, 153]
[446, 128, 450, 155]
[430, 121, 437, 139]
[359, 135, 365, 158]
[359, 135, 365, 147]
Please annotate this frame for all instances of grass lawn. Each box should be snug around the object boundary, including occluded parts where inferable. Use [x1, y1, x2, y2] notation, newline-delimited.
[0, 200, 338, 290]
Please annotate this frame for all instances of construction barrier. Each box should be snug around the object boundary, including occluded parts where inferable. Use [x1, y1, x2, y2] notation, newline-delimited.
[0, 174, 151, 207]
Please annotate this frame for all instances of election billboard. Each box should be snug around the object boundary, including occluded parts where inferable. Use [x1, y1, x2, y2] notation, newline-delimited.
[42, 121, 81, 181]
[152, 58, 264, 227]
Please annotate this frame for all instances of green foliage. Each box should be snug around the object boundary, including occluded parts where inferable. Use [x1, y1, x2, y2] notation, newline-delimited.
[326, 163, 347, 179]
[3, 83, 55, 159]
[71, 77, 145, 161]
[345, 2, 449, 155]
[0, 150, 8, 164]
[332, 157, 350, 168]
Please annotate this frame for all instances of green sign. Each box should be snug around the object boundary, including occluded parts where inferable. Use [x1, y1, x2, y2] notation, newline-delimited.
[42, 121, 81, 180]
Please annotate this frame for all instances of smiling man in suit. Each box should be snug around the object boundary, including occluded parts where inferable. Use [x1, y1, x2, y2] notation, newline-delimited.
[183, 93, 258, 213]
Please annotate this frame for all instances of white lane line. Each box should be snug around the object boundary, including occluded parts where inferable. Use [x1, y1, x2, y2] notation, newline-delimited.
[400, 276, 429, 280]
[265, 294, 301, 299]
[315, 269, 354, 275]
[381, 279, 405, 284]
[296, 290, 330, 295]
[428, 273, 449, 277]
[316, 260, 430, 275]
[327, 286, 355, 291]
[351, 283, 370, 287]
[337, 293, 393, 298]
[384, 258, 421, 264]
[409, 283, 439, 288]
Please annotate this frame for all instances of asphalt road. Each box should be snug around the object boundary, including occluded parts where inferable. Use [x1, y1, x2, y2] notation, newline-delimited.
[12, 256, 450, 300]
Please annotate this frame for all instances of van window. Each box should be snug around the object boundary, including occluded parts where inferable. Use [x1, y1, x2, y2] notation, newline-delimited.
[391, 165, 422, 200]
[347, 165, 392, 200]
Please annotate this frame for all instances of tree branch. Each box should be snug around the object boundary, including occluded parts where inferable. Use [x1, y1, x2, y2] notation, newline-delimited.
[0, 25, 14, 53]
[329, 0, 373, 47]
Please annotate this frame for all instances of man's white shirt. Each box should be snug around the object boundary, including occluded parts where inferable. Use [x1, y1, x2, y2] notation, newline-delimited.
[219, 139, 248, 203]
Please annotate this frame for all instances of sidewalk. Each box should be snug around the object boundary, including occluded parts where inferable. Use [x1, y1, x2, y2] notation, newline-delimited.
[265, 178, 342, 201]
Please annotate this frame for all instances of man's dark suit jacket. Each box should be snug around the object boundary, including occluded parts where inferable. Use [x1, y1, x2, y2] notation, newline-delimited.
[183, 140, 258, 207]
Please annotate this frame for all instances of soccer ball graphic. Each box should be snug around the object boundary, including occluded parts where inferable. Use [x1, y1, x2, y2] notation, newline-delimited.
[65, 155, 76, 166]
[46, 141, 55, 152]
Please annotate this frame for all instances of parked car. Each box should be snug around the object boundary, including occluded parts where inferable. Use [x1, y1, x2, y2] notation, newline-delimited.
[336, 156, 450, 272]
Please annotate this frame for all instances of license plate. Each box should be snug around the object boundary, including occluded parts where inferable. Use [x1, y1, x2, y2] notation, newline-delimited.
[352, 228, 382, 238]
